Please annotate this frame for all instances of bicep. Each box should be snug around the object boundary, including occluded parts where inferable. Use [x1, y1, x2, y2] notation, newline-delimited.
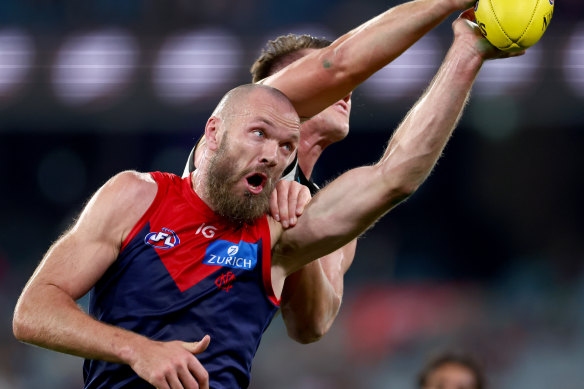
[27, 171, 156, 300]
[30, 227, 119, 300]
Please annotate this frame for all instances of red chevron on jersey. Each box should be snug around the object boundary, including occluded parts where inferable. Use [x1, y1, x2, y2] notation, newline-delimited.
[120, 171, 275, 296]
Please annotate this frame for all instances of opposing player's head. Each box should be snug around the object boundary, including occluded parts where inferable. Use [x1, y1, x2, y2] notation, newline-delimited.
[251, 34, 352, 144]
[199, 83, 300, 224]
[417, 351, 486, 389]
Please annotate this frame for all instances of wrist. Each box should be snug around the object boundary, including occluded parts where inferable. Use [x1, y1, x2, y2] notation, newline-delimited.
[114, 331, 148, 366]
[436, 0, 471, 15]
[448, 40, 484, 78]
[445, 0, 476, 12]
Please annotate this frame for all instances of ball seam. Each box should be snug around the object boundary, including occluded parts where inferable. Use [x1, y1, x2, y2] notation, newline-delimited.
[488, 0, 513, 43]
[519, 0, 541, 43]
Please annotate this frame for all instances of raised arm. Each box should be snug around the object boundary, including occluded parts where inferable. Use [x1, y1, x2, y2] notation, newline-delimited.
[262, 0, 476, 118]
[13, 171, 210, 389]
[272, 13, 523, 278]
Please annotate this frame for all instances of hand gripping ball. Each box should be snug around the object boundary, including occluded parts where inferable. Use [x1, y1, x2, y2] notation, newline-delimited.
[474, 0, 554, 52]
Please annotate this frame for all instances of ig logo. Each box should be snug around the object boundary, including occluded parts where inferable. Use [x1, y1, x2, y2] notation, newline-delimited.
[196, 223, 217, 239]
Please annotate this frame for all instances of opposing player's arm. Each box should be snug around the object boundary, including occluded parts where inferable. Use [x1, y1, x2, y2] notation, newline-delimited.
[280, 241, 356, 343]
[13, 171, 210, 389]
[269, 179, 356, 343]
[261, 0, 476, 118]
[271, 15, 516, 280]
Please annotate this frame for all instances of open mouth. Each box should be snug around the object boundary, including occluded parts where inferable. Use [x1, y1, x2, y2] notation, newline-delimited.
[245, 172, 267, 195]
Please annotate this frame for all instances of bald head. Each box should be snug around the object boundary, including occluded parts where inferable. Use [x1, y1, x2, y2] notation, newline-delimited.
[212, 83, 296, 125]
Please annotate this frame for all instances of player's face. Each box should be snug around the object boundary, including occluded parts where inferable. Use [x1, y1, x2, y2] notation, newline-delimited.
[423, 363, 477, 389]
[223, 91, 300, 197]
[205, 90, 299, 223]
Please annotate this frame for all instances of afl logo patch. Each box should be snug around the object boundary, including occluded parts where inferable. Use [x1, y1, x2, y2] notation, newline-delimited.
[145, 227, 180, 249]
[474, 0, 479, 11]
[549, 0, 553, 4]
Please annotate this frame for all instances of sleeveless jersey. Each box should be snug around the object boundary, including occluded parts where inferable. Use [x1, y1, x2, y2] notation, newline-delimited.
[83, 172, 280, 389]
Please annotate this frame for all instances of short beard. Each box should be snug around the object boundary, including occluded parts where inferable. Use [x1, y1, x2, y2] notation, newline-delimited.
[205, 139, 275, 225]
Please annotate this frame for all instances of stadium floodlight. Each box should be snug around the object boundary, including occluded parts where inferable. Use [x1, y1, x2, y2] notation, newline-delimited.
[0, 28, 34, 105]
[564, 23, 584, 98]
[153, 27, 243, 106]
[52, 29, 138, 108]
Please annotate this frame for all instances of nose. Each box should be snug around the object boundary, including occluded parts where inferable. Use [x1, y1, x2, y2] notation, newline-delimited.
[259, 140, 278, 167]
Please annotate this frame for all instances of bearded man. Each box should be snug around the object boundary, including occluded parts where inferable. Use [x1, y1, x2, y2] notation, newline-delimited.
[13, 4, 521, 389]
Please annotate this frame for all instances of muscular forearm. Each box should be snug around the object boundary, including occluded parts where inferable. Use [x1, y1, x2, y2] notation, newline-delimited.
[280, 241, 356, 343]
[267, 0, 472, 118]
[13, 283, 147, 365]
[274, 21, 490, 273]
[378, 33, 483, 193]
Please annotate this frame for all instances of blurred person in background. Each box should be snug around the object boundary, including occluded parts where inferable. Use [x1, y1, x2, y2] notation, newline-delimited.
[13, 1, 512, 388]
[418, 351, 486, 389]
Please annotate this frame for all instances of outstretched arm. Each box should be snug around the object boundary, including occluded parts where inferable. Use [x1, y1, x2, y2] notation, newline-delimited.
[271, 13, 523, 281]
[13, 171, 211, 389]
[262, 0, 476, 118]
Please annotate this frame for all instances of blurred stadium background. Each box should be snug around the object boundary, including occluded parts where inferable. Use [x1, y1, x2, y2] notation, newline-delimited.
[1, 0, 584, 388]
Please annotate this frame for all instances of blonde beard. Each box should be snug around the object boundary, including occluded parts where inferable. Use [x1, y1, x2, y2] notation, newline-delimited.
[205, 138, 275, 225]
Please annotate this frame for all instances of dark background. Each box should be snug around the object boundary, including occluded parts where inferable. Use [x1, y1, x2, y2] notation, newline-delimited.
[1, 1, 583, 388]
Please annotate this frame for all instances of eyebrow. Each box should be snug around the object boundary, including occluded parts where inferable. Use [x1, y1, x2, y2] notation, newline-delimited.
[251, 117, 300, 143]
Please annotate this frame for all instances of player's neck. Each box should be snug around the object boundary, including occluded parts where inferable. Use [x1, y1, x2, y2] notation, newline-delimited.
[297, 133, 336, 179]
[190, 170, 213, 208]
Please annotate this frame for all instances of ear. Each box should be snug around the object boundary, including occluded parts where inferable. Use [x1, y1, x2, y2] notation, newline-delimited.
[204, 116, 221, 151]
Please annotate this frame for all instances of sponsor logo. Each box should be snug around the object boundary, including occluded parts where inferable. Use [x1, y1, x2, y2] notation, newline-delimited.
[196, 223, 217, 239]
[203, 239, 258, 271]
[227, 245, 239, 256]
[543, 9, 553, 31]
[215, 271, 236, 292]
[145, 228, 180, 249]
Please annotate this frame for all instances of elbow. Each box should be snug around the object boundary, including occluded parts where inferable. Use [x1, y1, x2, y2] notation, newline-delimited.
[286, 320, 330, 345]
[318, 45, 363, 90]
[376, 163, 423, 207]
[283, 297, 341, 344]
[13, 292, 43, 344]
[382, 181, 418, 208]
[12, 306, 34, 343]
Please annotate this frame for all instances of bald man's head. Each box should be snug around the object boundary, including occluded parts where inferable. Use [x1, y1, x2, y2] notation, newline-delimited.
[212, 83, 296, 129]
[197, 84, 301, 224]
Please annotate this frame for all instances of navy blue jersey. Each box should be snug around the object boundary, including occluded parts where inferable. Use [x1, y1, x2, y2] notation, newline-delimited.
[83, 172, 279, 388]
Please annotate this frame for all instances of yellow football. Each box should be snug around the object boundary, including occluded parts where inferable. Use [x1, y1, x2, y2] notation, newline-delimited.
[474, 0, 554, 52]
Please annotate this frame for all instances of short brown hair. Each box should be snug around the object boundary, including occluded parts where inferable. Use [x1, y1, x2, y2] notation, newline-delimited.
[250, 34, 332, 83]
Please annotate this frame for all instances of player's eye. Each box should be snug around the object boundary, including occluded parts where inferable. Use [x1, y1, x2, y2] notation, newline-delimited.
[252, 129, 264, 137]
